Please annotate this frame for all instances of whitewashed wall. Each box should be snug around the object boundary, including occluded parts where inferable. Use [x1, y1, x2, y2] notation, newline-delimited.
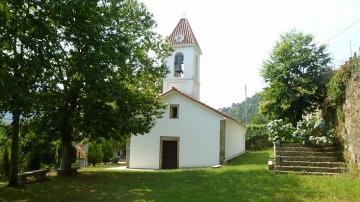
[164, 79, 199, 99]
[130, 91, 222, 169]
[224, 119, 246, 160]
[163, 46, 201, 99]
[165, 46, 195, 80]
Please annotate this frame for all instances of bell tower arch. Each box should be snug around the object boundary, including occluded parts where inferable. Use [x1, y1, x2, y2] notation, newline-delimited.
[163, 18, 202, 100]
[174, 52, 184, 77]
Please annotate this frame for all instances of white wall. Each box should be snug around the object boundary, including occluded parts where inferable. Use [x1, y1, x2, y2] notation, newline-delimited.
[163, 46, 201, 99]
[224, 119, 246, 160]
[163, 79, 200, 100]
[130, 91, 222, 169]
[165, 46, 195, 80]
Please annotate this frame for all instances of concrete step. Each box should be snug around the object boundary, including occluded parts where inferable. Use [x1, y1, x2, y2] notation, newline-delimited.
[274, 170, 342, 176]
[276, 146, 337, 152]
[276, 151, 340, 157]
[278, 160, 346, 168]
[279, 143, 304, 147]
[272, 143, 347, 175]
[277, 155, 339, 162]
[274, 165, 346, 173]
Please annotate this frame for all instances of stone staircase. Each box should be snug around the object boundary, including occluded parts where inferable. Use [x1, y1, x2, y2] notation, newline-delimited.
[273, 143, 346, 175]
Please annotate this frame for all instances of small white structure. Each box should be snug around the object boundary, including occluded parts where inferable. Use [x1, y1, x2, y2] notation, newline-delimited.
[127, 18, 247, 169]
[75, 144, 88, 168]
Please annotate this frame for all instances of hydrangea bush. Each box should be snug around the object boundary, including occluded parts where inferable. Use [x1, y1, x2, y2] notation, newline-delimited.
[267, 117, 335, 147]
[267, 119, 295, 144]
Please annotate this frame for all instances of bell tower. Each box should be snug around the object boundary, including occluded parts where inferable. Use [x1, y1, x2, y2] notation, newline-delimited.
[163, 18, 202, 100]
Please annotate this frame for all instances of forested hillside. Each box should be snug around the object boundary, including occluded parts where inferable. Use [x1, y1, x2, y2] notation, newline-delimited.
[219, 94, 261, 124]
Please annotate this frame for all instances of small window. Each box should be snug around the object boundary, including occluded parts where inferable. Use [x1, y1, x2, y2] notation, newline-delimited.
[170, 104, 179, 119]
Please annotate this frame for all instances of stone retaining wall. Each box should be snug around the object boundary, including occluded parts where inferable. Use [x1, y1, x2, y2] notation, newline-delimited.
[343, 67, 360, 167]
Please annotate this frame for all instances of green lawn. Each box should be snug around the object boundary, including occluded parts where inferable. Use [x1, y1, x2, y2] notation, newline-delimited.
[1, 149, 360, 202]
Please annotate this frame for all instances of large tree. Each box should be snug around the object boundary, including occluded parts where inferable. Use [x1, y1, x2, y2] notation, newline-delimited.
[0, 0, 54, 186]
[260, 30, 332, 124]
[38, 0, 171, 175]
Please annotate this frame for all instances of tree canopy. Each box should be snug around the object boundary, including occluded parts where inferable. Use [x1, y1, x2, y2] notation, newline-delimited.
[260, 30, 332, 124]
[39, 0, 171, 175]
[1, 0, 172, 182]
[0, 0, 55, 186]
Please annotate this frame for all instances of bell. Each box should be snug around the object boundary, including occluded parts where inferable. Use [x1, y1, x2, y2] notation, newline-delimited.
[174, 65, 183, 73]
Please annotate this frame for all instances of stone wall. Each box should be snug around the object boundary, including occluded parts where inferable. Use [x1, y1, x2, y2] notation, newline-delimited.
[343, 68, 360, 167]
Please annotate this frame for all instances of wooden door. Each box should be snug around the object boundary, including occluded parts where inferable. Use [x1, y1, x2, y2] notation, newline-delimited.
[162, 140, 178, 169]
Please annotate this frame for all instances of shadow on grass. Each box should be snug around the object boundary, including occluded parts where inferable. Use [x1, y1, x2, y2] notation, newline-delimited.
[0, 169, 313, 202]
[0, 150, 357, 202]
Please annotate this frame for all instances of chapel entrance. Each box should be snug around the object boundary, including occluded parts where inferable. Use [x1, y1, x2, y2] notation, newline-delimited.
[160, 137, 179, 169]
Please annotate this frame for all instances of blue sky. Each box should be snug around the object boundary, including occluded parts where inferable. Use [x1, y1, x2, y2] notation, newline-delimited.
[141, 0, 360, 108]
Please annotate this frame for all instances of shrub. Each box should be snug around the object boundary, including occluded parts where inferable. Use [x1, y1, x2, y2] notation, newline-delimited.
[19, 121, 57, 171]
[111, 156, 120, 164]
[322, 56, 360, 149]
[0, 145, 10, 180]
[101, 140, 113, 164]
[295, 117, 334, 146]
[71, 160, 80, 170]
[0, 125, 10, 180]
[87, 142, 103, 166]
[267, 119, 295, 143]
[246, 124, 272, 150]
[268, 117, 335, 147]
[327, 57, 360, 107]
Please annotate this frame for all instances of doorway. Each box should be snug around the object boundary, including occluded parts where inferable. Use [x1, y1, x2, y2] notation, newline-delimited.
[160, 137, 179, 169]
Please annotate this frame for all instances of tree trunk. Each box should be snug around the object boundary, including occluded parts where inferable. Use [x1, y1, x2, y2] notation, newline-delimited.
[8, 111, 20, 187]
[60, 115, 73, 176]
[60, 138, 72, 175]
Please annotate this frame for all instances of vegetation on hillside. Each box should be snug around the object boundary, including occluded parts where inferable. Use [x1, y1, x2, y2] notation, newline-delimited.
[220, 94, 270, 150]
[323, 56, 360, 129]
[220, 93, 262, 124]
[320, 56, 360, 167]
[327, 57, 360, 107]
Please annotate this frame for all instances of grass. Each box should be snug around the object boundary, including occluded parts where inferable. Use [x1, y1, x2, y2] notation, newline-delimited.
[1, 149, 360, 201]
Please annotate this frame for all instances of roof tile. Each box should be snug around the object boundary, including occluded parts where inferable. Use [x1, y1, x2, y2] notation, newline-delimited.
[168, 18, 201, 51]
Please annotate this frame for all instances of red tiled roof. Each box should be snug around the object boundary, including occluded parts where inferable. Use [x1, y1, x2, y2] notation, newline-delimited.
[168, 18, 201, 52]
[162, 87, 247, 129]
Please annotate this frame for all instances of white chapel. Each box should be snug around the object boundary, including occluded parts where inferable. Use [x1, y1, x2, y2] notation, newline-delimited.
[126, 18, 247, 169]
